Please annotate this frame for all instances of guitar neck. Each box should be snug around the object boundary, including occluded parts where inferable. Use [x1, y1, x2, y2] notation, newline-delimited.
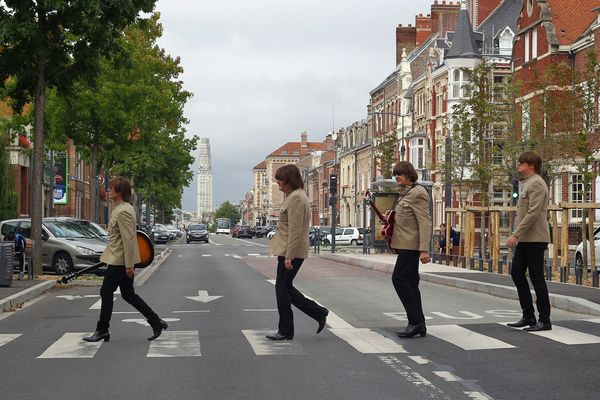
[368, 199, 387, 223]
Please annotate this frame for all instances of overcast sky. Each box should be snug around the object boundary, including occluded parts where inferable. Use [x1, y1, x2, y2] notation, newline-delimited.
[154, 0, 425, 212]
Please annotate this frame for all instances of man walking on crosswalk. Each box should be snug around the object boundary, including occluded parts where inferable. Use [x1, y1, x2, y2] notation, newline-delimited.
[505, 151, 552, 332]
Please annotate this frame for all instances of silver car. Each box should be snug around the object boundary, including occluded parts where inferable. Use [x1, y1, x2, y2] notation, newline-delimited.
[0, 218, 107, 274]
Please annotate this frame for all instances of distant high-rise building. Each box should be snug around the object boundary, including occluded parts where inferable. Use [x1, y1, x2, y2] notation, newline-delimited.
[196, 138, 213, 218]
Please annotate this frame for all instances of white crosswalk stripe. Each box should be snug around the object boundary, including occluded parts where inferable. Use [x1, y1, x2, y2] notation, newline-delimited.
[427, 325, 516, 350]
[0, 334, 21, 348]
[37, 332, 103, 359]
[242, 330, 306, 355]
[526, 325, 600, 345]
[147, 331, 201, 357]
[330, 328, 407, 353]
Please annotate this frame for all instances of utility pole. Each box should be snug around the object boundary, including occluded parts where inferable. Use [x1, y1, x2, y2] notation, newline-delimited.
[330, 173, 337, 253]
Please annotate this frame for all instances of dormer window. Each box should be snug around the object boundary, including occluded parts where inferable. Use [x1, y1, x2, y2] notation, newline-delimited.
[496, 28, 514, 56]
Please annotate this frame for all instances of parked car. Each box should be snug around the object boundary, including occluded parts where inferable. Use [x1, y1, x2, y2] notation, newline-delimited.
[150, 225, 171, 244]
[266, 227, 278, 240]
[164, 225, 183, 238]
[187, 224, 209, 243]
[324, 227, 364, 246]
[61, 217, 109, 243]
[575, 226, 600, 271]
[0, 218, 107, 274]
[236, 225, 253, 239]
[309, 226, 331, 245]
[231, 225, 241, 238]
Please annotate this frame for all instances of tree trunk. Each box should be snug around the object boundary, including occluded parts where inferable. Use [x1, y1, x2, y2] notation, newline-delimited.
[31, 58, 46, 276]
[90, 144, 98, 222]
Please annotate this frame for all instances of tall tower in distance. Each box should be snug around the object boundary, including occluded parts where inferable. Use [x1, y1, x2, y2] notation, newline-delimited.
[196, 138, 213, 220]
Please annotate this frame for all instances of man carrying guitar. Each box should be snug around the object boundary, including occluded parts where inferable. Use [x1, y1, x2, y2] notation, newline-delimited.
[389, 161, 432, 339]
[83, 177, 168, 343]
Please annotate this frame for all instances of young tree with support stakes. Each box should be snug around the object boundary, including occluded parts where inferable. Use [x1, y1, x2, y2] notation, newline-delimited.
[0, 0, 156, 275]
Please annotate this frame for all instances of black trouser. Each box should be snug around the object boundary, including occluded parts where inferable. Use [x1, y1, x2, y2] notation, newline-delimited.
[97, 265, 160, 332]
[511, 242, 551, 323]
[392, 249, 425, 325]
[275, 257, 327, 338]
[16, 251, 25, 274]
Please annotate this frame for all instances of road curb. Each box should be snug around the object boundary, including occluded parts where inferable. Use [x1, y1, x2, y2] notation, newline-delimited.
[318, 253, 600, 317]
[0, 280, 56, 312]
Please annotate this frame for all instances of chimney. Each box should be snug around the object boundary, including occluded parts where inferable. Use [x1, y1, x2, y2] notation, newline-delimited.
[325, 134, 334, 150]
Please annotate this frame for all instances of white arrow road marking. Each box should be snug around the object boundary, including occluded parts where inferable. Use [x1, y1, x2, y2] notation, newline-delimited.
[56, 295, 100, 300]
[242, 330, 306, 355]
[0, 334, 21, 348]
[433, 371, 460, 382]
[90, 298, 114, 310]
[122, 318, 180, 326]
[38, 333, 103, 358]
[185, 290, 223, 303]
[147, 331, 201, 357]
[408, 355, 430, 364]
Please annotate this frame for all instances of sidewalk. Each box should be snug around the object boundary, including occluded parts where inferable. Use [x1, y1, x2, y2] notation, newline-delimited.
[318, 253, 600, 317]
[0, 248, 171, 313]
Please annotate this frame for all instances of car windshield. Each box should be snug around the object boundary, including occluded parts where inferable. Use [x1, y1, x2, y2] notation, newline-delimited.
[190, 225, 206, 231]
[70, 220, 108, 238]
[44, 221, 99, 239]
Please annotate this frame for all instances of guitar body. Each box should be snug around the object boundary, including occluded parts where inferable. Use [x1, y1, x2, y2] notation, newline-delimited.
[366, 190, 395, 249]
[59, 230, 155, 284]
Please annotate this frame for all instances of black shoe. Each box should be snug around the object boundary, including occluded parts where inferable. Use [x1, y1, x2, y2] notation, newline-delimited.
[396, 323, 426, 338]
[317, 309, 329, 334]
[147, 319, 168, 341]
[83, 331, 110, 342]
[507, 318, 536, 328]
[265, 332, 293, 341]
[524, 321, 552, 332]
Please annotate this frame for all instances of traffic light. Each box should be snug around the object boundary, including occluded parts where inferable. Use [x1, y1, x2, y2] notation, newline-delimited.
[329, 174, 337, 194]
[511, 177, 519, 204]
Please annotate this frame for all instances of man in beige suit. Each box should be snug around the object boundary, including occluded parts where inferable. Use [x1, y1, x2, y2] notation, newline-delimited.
[84, 177, 167, 342]
[390, 161, 432, 339]
[266, 165, 329, 341]
[505, 151, 552, 331]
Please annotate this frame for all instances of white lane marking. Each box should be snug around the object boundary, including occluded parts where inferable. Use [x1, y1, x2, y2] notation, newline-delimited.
[147, 331, 201, 358]
[427, 325, 515, 350]
[582, 318, 600, 324]
[329, 328, 407, 353]
[38, 333, 103, 358]
[247, 253, 261, 256]
[242, 330, 306, 355]
[201, 254, 212, 257]
[379, 355, 448, 397]
[266, 279, 276, 285]
[433, 371, 460, 382]
[56, 295, 100, 300]
[430, 311, 484, 320]
[172, 310, 210, 313]
[236, 238, 267, 247]
[122, 318, 179, 326]
[464, 391, 494, 399]
[0, 334, 21, 348]
[408, 355, 430, 365]
[526, 325, 600, 345]
[233, 254, 241, 259]
[113, 311, 140, 314]
[243, 309, 278, 312]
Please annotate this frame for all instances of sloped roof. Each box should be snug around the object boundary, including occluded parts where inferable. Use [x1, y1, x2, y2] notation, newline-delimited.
[446, 4, 482, 59]
[547, 0, 598, 45]
[267, 141, 327, 158]
[477, 0, 521, 51]
[253, 161, 266, 170]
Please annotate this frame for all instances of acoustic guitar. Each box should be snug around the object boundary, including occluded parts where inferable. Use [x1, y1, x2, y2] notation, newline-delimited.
[59, 230, 155, 284]
[365, 190, 395, 249]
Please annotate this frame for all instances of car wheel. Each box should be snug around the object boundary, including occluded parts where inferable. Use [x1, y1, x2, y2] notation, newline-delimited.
[53, 252, 74, 275]
[351, 239, 358, 246]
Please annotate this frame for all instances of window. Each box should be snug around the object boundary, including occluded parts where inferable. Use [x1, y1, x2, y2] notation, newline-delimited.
[281, 151, 288, 155]
[522, 100, 531, 140]
[451, 69, 469, 99]
[570, 174, 592, 219]
[410, 138, 425, 169]
[532, 29, 538, 59]
[498, 28, 514, 56]
[524, 32, 530, 62]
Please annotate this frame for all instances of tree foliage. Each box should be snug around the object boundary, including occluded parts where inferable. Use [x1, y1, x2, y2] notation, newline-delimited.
[213, 201, 241, 225]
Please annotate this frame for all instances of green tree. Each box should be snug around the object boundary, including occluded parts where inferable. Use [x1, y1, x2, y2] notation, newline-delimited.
[214, 201, 241, 225]
[0, 0, 156, 274]
[374, 131, 398, 181]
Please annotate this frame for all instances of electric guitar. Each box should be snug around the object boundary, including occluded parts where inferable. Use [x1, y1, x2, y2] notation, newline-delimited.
[58, 230, 155, 284]
[365, 190, 395, 248]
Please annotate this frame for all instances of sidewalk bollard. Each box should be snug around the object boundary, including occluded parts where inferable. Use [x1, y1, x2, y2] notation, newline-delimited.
[560, 266, 565, 283]
[593, 271, 599, 288]
[498, 259, 503, 275]
[453, 255, 458, 268]
[545, 261, 552, 282]
[461, 256, 467, 269]
[478, 258, 484, 272]
[470, 258, 475, 270]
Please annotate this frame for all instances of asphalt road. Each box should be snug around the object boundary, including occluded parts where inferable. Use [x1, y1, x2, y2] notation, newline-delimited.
[0, 233, 599, 400]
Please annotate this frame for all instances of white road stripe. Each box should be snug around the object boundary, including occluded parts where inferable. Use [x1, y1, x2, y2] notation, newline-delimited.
[464, 391, 494, 399]
[0, 334, 21, 348]
[201, 254, 212, 257]
[526, 325, 600, 345]
[408, 355, 430, 364]
[329, 328, 407, 353]
[172, 310, 210, 313]
[147, 331, 201, 358]
[38, 333, 103, 358]
[427, 325, 515, 350]
[247, 253, 261, 256]
[242, 330, 306, 355]
[433, 371, 460, 382]
[243, 309, 278, 312]
[582, 318, 600, 324]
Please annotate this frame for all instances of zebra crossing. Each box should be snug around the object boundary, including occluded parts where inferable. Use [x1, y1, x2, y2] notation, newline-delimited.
[2, 319, 600, 359]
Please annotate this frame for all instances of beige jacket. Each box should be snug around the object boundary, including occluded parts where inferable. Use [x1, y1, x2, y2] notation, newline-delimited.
[390, 184, 432, 252]
[100, 202, 141, 268]
[268, 189, 310, 260]
[513, 173, 550, 243]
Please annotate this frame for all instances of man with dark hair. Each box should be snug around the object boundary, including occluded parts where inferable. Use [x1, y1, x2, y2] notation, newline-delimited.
[84, 177, 167, 342]
[505, 151, 552, 331]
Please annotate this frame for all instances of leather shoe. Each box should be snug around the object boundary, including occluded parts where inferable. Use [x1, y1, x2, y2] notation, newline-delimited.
[506, 318, 536, 328]
[524, 321, 552, 331]
[83, 331, 110, 342]
[396, 323, 426, 338]
[265, 332, 293, 341]
[317, 309, 329, 334]
[147, 319, 168, 341]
